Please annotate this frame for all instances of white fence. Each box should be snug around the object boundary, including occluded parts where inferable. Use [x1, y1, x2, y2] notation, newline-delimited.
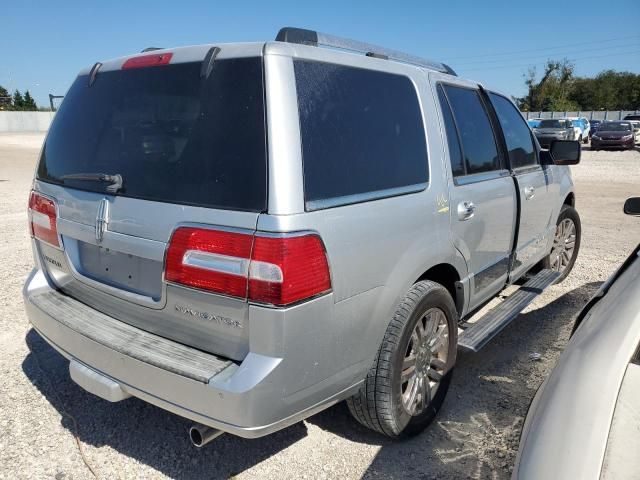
[0, 112, 55, 132]
[523, 110, 640, 120]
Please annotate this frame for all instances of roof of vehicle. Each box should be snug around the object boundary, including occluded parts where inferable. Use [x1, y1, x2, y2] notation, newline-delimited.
[78, 27, 460, 81]
[78, 42, 265, 75]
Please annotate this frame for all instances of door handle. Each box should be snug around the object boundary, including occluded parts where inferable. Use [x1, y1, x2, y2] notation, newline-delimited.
[524, 186, 535, 200]
[457, 201, 476, 221]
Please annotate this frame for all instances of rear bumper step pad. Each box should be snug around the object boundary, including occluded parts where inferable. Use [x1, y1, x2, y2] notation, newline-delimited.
[30, 289, 233, 383]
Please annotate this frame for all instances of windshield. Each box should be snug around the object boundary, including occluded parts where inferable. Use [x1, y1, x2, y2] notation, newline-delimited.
[37, 58, 267, 212]
[538, 119, 566, 128]
[598, 122, 632, 132]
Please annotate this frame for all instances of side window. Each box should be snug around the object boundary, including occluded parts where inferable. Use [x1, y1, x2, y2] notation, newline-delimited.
[442, 85, 501, 175]
[437, 85, 464, 177]
[488, 92, 537, 169]
[294, 60, 428, 209]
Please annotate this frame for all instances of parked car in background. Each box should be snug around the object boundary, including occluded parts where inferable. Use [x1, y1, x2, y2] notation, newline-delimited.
[527, 118, 541, 128]
[22, 26, 583, 446]
[532, 119, 577, 148]
[623, 114, 640, 121]
[513, 197, 640, 480]
[589, 119, 603, 138]
[569, 117, 590, 143]
[591, 121, 636, 150]
[628, 120, 640, 143]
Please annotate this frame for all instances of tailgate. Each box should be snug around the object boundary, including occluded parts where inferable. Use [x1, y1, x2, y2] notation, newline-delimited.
[30, 49, 267, 361]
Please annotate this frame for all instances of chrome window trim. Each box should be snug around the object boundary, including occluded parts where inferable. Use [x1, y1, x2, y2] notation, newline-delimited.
[512, 164, 543, 175]
[453, 169, 511, 186]
[305, 182, 427, 211]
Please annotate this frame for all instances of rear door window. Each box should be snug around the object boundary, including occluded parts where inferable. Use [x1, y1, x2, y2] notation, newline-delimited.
[37, 58, 267, 212]
[294, 60, 428, 210]
[441, 85, 501, 175]
[488, 93, 537, 169]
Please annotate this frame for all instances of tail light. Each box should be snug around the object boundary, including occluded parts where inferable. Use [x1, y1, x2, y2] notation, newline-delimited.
[165, 227, 331, 307]
[28, 191, 60, 248]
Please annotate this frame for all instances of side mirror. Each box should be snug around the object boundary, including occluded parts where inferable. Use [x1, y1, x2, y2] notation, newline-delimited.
[624, 197, 640, 216]
[549, 140, 581, 165]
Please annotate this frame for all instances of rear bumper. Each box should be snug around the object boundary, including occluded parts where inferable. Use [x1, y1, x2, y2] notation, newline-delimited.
[23, 268, 361, 438]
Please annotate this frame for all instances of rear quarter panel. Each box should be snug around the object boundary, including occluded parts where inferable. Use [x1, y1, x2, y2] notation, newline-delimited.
[257, 49, 466, 391]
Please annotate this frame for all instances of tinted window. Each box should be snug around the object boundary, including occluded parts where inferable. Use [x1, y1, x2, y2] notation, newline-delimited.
[539, 119, 566, 129]
[38, 58, 267, 212]
[437, 85, 464, 177]
[443, 85, 500, 175]
[489, 93, 537, 169]
[294, 60, 428, 209]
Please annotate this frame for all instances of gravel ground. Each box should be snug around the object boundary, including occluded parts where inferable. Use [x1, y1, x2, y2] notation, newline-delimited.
[1, 133, 639, 480]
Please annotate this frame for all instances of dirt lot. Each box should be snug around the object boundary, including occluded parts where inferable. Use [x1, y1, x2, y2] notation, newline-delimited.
[1, 133, 639, 480]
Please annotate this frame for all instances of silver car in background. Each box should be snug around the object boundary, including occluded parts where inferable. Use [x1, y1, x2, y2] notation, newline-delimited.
[513, 197, 640, 480]
[532, 119, 577, 148]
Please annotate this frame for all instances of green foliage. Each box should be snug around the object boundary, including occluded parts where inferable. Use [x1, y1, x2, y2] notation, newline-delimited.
[0, 85, 10, 110]
[517, 61, 640, 111]
[518, 60, 579, 111]
[23, 90, 37, 110]
[0, 86, 39, 111]
[12, 90, 25, 110]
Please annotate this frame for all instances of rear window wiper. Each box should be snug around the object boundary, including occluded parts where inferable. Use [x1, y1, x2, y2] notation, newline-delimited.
[60, 173, 123, 193]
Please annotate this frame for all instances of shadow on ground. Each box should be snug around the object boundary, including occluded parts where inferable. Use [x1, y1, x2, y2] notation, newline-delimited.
[22, 281, 600, 479]
[22, 331, 306, 479]
[307, 281, 602, 479]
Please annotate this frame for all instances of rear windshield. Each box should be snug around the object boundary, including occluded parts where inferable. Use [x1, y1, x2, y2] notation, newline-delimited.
[37, 58, 267, 212]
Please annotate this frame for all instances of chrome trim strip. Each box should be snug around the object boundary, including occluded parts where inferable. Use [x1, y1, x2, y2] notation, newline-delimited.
[57, 218, 166, 261]
[513, 165, 542, 175]
[454, 169, 511, 186]
[305, 183, 427, 211]
[182, 251, 249, 277]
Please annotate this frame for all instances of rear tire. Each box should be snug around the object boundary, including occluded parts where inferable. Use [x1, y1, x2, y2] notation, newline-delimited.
[541, 204, 581, 283]
[347, 281, 458, 438]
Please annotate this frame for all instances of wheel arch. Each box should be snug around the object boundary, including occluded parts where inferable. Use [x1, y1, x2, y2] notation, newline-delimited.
[564, 191, 575, 207]
[415, 263, 464, 316]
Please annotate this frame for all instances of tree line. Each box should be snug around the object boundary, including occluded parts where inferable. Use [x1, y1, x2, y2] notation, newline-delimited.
[0, 85, 38, 111]
[517, 60, 640, 112]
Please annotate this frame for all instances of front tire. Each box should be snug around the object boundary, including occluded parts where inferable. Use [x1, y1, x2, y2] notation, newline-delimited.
[541, 204, 581, 283]
[347, 281, 458, 438]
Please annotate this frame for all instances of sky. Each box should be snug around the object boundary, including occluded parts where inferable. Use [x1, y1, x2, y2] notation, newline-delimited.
[2, 0, 639, 108]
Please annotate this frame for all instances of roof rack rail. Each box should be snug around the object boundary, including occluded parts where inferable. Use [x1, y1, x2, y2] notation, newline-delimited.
[275, 27, 456, 76]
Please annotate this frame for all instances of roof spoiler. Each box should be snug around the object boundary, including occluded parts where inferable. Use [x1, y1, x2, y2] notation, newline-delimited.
[275, 27, 456, 76]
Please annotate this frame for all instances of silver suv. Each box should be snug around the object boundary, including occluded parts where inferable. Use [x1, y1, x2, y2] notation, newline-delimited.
[23, 28, 582, 445]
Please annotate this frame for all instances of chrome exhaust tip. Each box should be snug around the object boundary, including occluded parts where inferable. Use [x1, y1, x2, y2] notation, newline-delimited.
[189, 424, 224, 447]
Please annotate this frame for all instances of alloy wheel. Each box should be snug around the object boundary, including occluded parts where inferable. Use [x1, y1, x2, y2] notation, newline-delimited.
[550, 218, 577, 273]
[400, 308, 449, 416]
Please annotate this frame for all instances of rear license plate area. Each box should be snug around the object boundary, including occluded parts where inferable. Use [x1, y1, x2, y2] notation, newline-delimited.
[76, 241, 162, 299]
